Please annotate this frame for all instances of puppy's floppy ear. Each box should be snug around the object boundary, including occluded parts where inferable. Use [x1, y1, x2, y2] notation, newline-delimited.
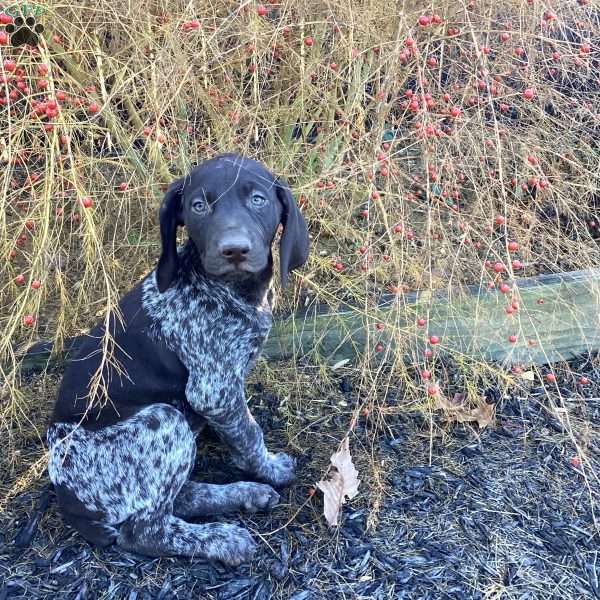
[156, 176, 185, 293]
[276, 179, 310, 288]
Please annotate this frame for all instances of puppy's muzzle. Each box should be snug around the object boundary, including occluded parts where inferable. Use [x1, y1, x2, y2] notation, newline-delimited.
[218, 234, 252, 266]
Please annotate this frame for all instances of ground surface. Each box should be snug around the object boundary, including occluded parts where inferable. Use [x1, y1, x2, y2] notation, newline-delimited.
[1, 354, 600, 600]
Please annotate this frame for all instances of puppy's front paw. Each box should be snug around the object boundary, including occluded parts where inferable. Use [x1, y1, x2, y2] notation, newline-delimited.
[234, 482, 280, 513]
[255, 452, 296, 487]
[205, 524, 257, 566]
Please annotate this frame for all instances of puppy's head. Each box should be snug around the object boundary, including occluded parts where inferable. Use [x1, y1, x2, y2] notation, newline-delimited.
[156, 154, 309, 293]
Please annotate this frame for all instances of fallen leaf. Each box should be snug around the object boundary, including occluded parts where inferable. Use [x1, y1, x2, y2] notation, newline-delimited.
[434, 391, 495, 428]
[469, 403, 495, 428]
[316, 437, 360, 526]
[520, 370, 535, 381]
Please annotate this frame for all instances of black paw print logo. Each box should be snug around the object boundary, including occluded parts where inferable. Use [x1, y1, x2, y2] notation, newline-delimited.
[5, 15, 44, 47]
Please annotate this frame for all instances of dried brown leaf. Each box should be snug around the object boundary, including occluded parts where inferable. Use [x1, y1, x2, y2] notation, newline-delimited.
[316, 437, 360, 526]
[434, 391, 495, 428]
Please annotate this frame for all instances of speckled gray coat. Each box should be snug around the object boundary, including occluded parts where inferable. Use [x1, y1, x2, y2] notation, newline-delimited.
[47, 242, 293, 564]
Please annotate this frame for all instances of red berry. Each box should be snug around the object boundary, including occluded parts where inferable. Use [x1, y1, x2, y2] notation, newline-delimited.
[508, 241, 519, 251]
[31, 279, 41, 289]
[450, 106, 461, 118]
[499, 283, 510, 293]
[579, 376, 590, 385]
[375, 343, 383, 352]
[512, 259, 522, 269]
[418, 15, 431, 26]
[522, 88, 534, 100]
[256, 4, 267, 16]
[118, 182, 128, 191]
[417, 318, 426, 326]
[304, 36, 313, 47]
[375, 322, 385, 330]
[493, 262, 505, 273]
[527, 155, 537, 165]
[570, 456, 581, 467]
[23, 314, 35, 326]
[420, 369, 431, 379]
[0, 13, 13, 24]
[508, 335, 517, 343]
[15, 274, 25, 285]
[0, 31, 8, 45]
[3, 59, 16, 72]
[429, 335, 440, 345]
[427, 385, 438, 396]
[545, 373, 556, 382]
[88, 102, 99, 114]
[81, 196, 93, 208]
[423, 348, 433, 358]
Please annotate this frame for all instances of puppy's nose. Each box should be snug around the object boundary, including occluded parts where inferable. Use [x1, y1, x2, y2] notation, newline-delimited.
[219, 238, 251, 264]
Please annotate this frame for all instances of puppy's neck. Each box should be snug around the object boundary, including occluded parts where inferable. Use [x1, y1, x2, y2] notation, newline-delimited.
[180, 239, 273, 307]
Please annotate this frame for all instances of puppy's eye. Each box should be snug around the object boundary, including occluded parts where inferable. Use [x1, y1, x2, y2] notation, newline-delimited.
[191, 198, 209, 213]
[250, 193, 267, 208]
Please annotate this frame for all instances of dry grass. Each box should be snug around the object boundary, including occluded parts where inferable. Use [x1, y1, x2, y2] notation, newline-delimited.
[0, 0, 599, 538]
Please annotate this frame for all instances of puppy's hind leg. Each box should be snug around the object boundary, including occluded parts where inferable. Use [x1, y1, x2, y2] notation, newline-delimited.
[117, 513, 257, 565]
[48, 403, 261, 564]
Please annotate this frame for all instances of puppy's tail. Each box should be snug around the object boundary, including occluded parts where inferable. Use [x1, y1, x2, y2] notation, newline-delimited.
[13, 482, 55, 547]
[16, 335, 86, 374]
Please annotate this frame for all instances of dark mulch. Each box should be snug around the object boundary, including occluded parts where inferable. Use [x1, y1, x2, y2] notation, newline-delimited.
[2, 355, 600, 600]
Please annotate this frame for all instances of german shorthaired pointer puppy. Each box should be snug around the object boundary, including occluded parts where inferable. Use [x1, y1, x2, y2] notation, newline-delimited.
[46, 154, 309, 565]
